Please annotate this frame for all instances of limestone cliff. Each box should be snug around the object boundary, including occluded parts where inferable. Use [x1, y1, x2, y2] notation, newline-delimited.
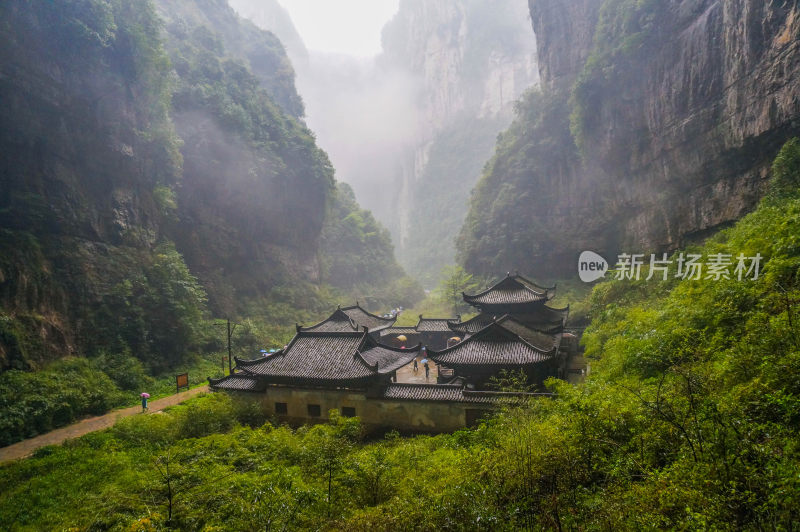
[382, 0, 540, 284]
[459, 0, 800, 277]
[0, 0, 331, 370]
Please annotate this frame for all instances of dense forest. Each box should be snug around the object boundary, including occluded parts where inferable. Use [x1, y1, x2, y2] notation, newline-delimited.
[3, 0, 800, 530]
[2, 139, 799, 530]
[0, 0, 418, 444]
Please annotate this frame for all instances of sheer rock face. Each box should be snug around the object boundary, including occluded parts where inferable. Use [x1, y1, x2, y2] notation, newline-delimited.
[381, 0, 539, 281]
[464, 1, 800, 277]
[591, 0, 800, 253]
[384, 0, 539, 182]
[0, 0, 331, 368]
[528, 0, 602, 92]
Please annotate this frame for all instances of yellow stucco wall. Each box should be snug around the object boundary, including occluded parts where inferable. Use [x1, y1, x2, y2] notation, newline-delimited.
[243, 386, 493, 433]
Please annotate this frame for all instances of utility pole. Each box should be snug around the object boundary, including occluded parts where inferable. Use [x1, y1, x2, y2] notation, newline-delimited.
[227, 318, 237, 375]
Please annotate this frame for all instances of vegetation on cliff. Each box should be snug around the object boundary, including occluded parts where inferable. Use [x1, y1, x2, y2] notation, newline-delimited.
[3, 140, 799, 530]
[0, 0, 417, 441]
[457, 89, 582, 276]
[320, 183, 423, 309]
[460, 0, 800, 279]
[404, 114, 509, 287]
[0, 0, 187, 372]
[570, 0, 663, 154]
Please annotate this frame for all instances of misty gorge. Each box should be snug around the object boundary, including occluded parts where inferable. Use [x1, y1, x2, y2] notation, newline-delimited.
[1, 0, 800, 530]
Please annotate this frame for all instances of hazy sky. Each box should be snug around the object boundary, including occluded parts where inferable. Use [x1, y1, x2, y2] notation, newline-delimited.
[276, 0, 400, 57]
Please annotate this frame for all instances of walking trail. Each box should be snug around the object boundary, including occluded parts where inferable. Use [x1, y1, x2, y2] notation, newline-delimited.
[0, 385, 209, 464]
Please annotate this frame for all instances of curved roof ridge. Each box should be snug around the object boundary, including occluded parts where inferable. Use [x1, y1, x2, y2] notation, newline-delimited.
[354, 349, 380, 371]
[493, 315, 562, 352]
[462, 274, 551, 302]
[353, 329, 381, 371]
[341, 302, 396, 323]
[430, 319, 556, 357]
[298, 308, 360, 332]
[450, 313, 494, 325]
[235, 350, 284, 367]
[513, 273, 556, 292]
[367, 341, 423, 353]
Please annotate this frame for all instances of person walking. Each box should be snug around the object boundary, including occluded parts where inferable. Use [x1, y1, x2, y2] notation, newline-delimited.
[413, 357, 418, 371]
[140, 392, 150, 412]
[424, 361, 430, 380]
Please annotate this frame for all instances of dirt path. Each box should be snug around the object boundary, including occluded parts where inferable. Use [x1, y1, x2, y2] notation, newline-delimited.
[0, 385, 209, 464]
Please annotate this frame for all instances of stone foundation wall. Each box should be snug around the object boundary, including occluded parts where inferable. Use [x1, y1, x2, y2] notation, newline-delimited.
[236, 386, 494, 433]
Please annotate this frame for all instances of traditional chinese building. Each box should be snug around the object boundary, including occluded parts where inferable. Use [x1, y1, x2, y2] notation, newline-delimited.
[414, 316, 461, 350]
[208, 274, 575, 432]
[460, 273, 568, 332]
[426, 273, 576, 386]
[297, 303, 396, 338]
[378, 326, 420, 347]
[215, 328, 416, 389]
[209, 326, 534, 431]
[430, 315, 563, 387]
[377, 316, 461, 350]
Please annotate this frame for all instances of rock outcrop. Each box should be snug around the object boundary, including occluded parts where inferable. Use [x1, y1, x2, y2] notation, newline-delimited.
[0, 0, 350, 369]
[459, 0, 800, 277]
[382, 0, 540, 284]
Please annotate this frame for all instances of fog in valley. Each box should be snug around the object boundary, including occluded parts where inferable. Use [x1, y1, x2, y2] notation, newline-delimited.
[229, 0, 539, 284]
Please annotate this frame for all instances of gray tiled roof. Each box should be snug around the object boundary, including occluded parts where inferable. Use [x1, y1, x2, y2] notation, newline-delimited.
[379, 327, 418, 337]
[208, 375, 265, 392]
[360, 342, 418, 374]
[299, 309, 361, 332]
[381, 384, 547, 404]
[381, 383, 495, 403]
[463, 274, 553, 306]
[493, 316, 562, 351]
[449, 314, 494, 334]
[238, 331, 378, 384]
[301, 305, 396, 333]
[511, 304, 569, 332]
[233, 330, 416, 385]
[416, 317, 459, 332]
[340, 304, 396, 331]
[452, 305, 569, 337]
[430, 321, 557, 368]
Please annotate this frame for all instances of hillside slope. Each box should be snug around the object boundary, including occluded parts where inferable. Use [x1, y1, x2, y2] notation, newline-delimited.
[3, 139, 799, 530]
[0, 0, 412, 373]
[459, 0, 800, 277]
[0, 0, 192, 370]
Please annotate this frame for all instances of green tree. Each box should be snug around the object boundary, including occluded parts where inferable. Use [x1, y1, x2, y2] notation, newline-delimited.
[302, 411, 360, 518]
[436, 265, 484, 315]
